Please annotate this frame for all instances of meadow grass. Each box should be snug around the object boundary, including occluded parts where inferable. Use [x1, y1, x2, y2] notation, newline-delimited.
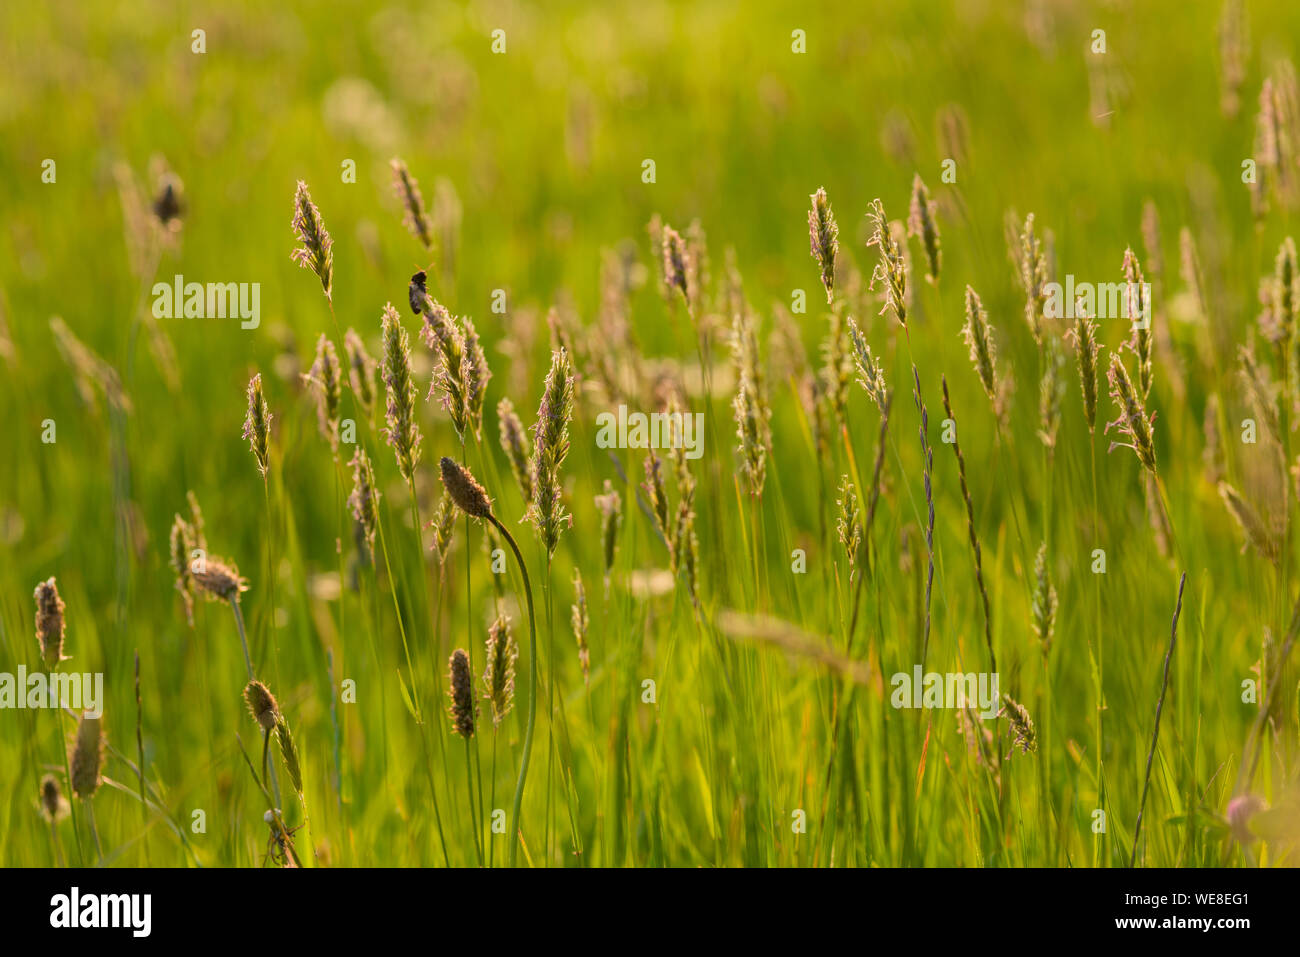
[1, 0, 1299, 868]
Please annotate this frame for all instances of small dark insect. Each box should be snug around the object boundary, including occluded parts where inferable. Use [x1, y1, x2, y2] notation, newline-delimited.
[408, 270, 427, 315]
[263, 809, 303, 868]
[152, 182, 182, 226]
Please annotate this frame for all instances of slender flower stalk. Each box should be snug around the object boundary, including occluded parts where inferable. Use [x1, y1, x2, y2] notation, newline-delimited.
[438, 457, 538, 868]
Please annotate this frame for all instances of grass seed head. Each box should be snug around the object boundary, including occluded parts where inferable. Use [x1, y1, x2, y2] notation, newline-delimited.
[34, 576, 68, 671]
[391, 157, 432, 250]
[244, 680, 280, 734]
[1105, 353, 1157, 473]
[381, 304, 422, 481]
[961, 285, 998, 404]
[347, 449, 380, 561]
[483, 615, 517, 727]
[242, 372, 272, 477]
[70, 713, 103, 799]
[449, 648, 476, 738]
[528, 349, 576, 557]
[40, 773, 69, 822]
[440, 457, 492, 519]
[344, 328, 378, 417]
[907, 173, 941, 284]
[289, 180, 333, 300]
[194, 557, 249, 603]
[808, 186, 839, 303]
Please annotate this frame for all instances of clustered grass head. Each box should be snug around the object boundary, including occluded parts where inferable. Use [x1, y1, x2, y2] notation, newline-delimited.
[305, 334, 342, 453]
[1000, 695, 1038, 756]
[290, 180, 333, 301]
[847, 315, 888, 412]
[907, 173, 941, 284]
[808, 186, 838, 303]
[34, 576, 68, 670]
[866, 198, 908, 327]
[960, 285, 997, 404]
[498, 397, 534, 505]
[594, 480, 623, 589]
[571, 568, 590, 685]
[417, 292, 471, 440]
[347, 449, 380, 561]
[482, 614, 517, 728]
[661, 225, 691, 307]
[1064, 298, 1101, 432]
[1016, 213, 1048, 344]
[380, 304, 422, 482]
[1122, 247, 1152, 398]
[242, 372, 272, 477]
[1105, 352, 1157, 473]
[390, 157, 432, 250]
[344, 328, 378, 418]
[836, 475, 863, 581]
[527, 348, 575, 559]
[1031, 543, 1057, 654]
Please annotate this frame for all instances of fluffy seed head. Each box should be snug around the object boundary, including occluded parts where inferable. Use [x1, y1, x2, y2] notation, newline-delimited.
[836, 476, 863, 581]
[34, 577, 68, 671]
[439, 457, 492, 519]
[244, 679, 280, 733]
[193, 557, 249, 603]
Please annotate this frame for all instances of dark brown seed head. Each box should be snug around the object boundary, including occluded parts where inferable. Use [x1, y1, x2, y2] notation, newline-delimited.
[34, 577, 67, 671]
[40, 773, 68, 822]
[449, 649, 476, 738]
[439, 457, 492, 519]
[244, 680, 280, 733]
